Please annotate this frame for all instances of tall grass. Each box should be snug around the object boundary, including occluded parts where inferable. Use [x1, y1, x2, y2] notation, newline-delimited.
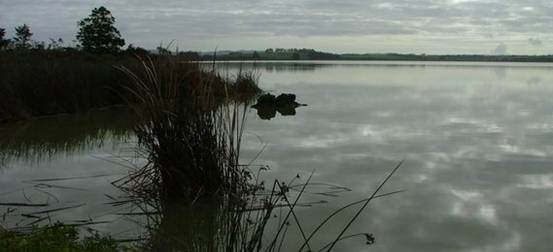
[0, 50, 259, 123]
[0, 50, 133, 122]
[117, 56, 260, 200]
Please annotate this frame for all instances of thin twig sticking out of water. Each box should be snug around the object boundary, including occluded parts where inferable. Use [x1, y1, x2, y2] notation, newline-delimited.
[324, 160, 404, 251]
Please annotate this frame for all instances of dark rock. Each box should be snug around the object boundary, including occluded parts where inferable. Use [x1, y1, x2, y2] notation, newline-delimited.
[252, 93, 307, 120]
[256, 93, 276, 106]
[276, 93, 296, 106]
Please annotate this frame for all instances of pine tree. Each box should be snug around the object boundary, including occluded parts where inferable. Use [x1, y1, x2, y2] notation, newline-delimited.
[76, 6, 125, 53]
[13, 24, 33, 49]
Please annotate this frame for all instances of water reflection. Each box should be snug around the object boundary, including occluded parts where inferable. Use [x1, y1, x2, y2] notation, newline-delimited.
[253, 104, 308, 120]
[253, 104, 301, 120]
[236, 61, 553, 251]
[143, 199, 222, 251]
[114, 172, 357, 251]
[213, 61, 333, 72]
[251, 93, 307, 120]
[2, 61, 553, 251]
[0, 108, 136, 166]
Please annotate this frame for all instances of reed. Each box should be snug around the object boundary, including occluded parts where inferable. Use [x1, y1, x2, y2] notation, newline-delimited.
[116, 162, 404, 252]
[118, 168, 313, 252]
[116, 55, 260, 200]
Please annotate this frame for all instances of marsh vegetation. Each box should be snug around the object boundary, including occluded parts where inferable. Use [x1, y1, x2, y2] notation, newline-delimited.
[0, 6, 406, 252]
[1, 53, 406, 251]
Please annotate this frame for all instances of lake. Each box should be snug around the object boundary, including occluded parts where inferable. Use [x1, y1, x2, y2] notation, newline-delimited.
[2, 61, 553, 251]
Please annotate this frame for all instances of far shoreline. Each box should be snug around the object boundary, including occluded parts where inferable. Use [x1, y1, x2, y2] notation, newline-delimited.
[197, 59, 553, 67]
[197, 49, 553, 63]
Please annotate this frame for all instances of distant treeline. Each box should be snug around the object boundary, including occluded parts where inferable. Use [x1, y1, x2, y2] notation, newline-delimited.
[201, 48, 553, 63]
[201, 48, 339, 61]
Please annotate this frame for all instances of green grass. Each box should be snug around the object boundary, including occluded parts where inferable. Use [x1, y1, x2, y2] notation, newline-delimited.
[0, 224, 120, 252]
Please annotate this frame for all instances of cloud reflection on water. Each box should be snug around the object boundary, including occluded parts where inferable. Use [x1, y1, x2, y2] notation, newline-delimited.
[238, 61, 553, 251]
[1, 62, 553, 251]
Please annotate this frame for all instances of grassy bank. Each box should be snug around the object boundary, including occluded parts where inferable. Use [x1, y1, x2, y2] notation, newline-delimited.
[0, 50, 260, 123]
[0, 50, 129, 122]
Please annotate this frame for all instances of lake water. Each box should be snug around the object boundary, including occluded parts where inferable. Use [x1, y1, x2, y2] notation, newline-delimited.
[2, 61, 553, 251]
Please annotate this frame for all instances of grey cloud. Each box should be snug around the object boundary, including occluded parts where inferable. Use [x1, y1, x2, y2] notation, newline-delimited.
[1, 0, 553, 53]
[529, 38, 543, 46]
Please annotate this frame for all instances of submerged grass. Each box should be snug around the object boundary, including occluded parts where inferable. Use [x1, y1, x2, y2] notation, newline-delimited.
[2, 162, 404, 252]
[131, 173, 312, 252]
[115, 162, 404, 252]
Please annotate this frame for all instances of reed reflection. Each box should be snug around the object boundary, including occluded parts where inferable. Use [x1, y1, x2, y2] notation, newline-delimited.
[0, 108, 136, 166]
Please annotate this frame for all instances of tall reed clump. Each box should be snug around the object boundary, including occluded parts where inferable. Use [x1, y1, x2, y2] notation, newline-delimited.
[117, 56, 261, 200]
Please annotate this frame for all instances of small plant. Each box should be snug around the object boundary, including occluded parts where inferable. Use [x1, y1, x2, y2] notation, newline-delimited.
[0, 223, 118, 252]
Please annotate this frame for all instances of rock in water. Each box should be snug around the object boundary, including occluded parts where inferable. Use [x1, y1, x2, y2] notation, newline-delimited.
[276, 94, 296, 105]
[256, 93, 276, 106]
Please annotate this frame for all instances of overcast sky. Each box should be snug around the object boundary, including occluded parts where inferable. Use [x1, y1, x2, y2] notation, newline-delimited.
[1, 0, 552, 54]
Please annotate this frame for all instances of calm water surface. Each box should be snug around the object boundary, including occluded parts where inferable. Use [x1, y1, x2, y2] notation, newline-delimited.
[2, 61, 553, 251]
